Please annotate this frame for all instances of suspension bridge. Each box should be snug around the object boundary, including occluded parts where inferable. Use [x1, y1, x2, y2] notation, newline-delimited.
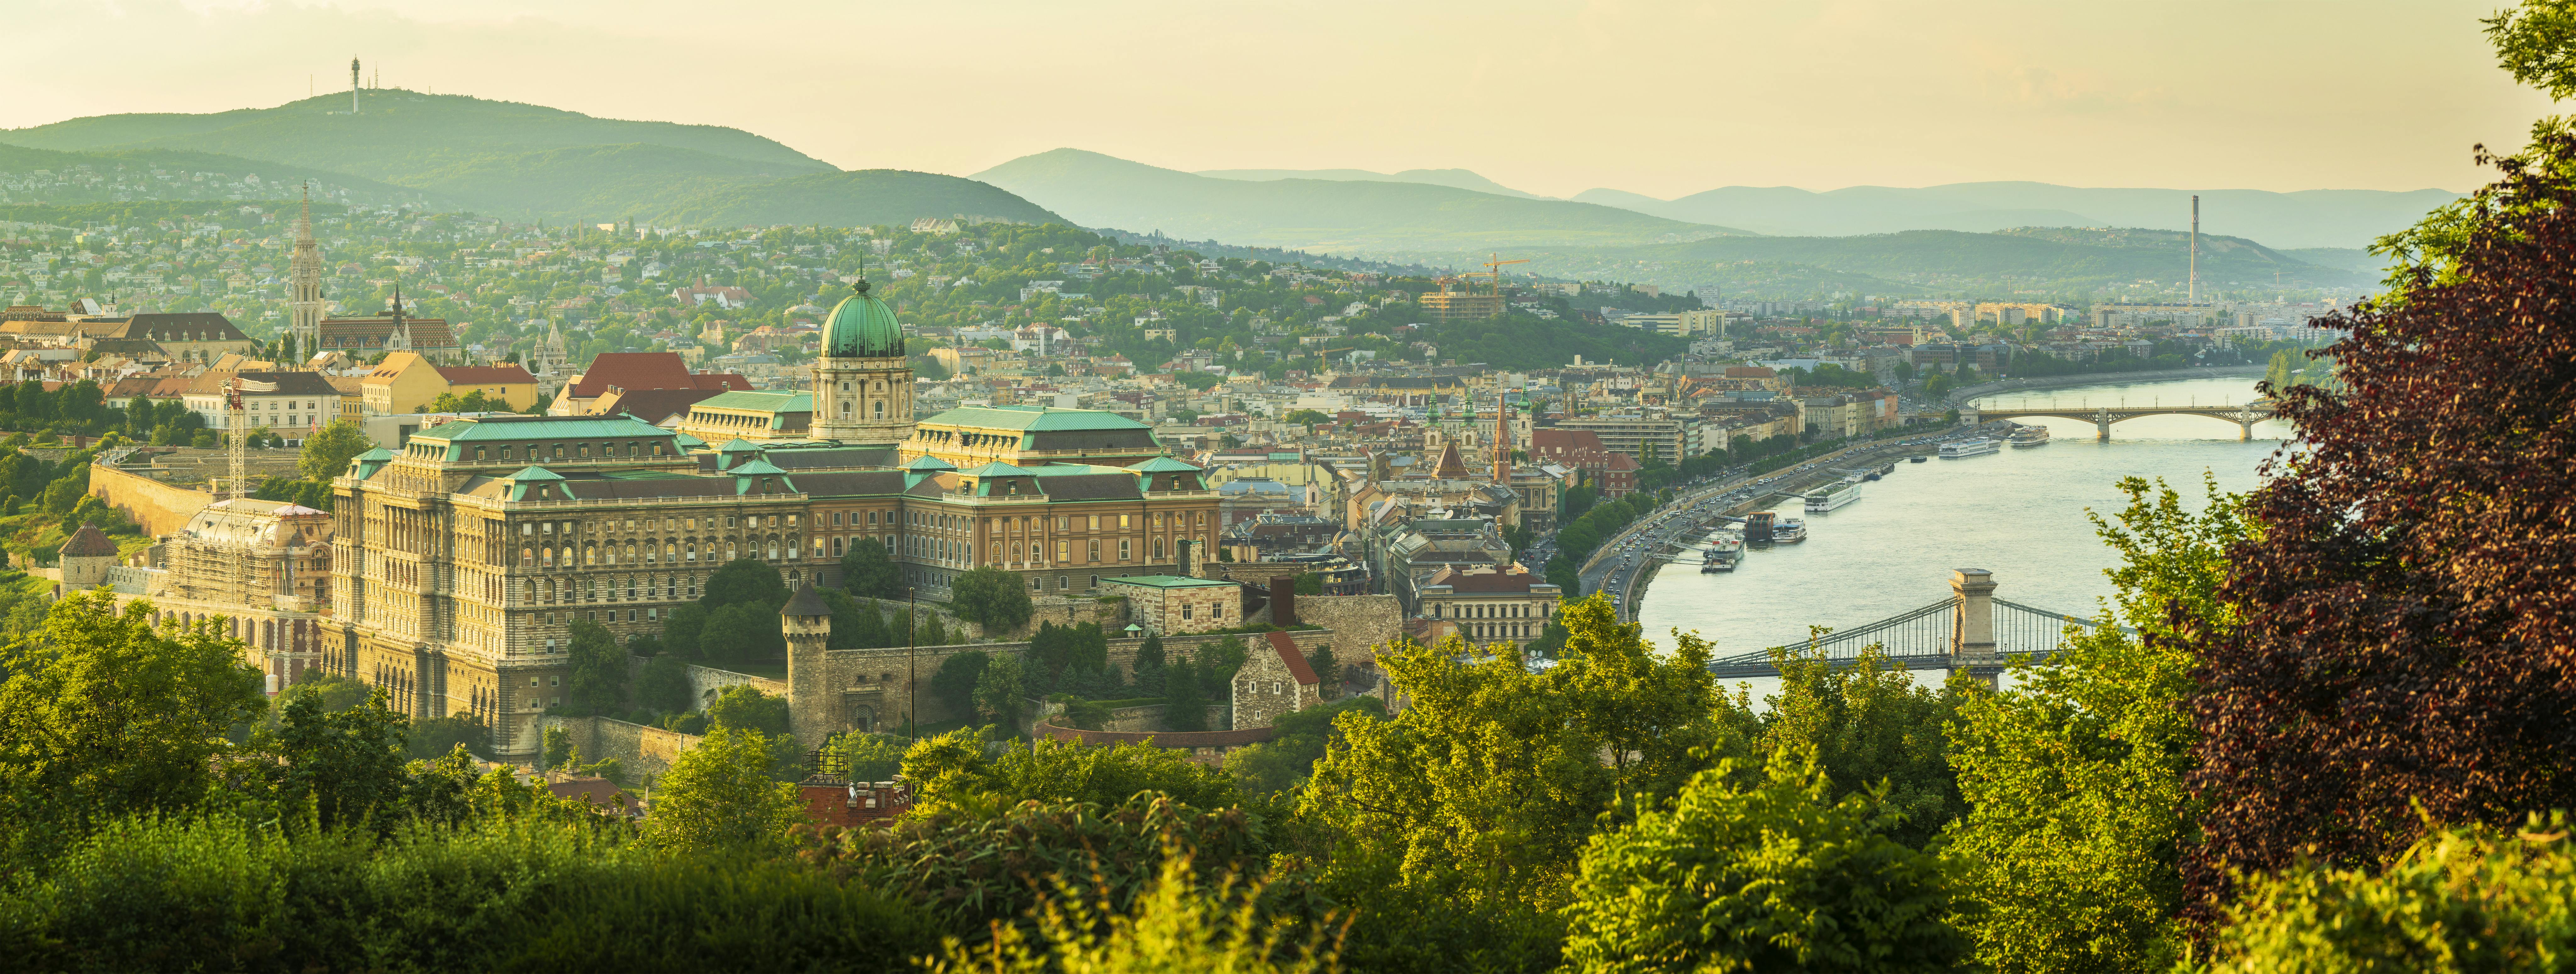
[1964, 398, 2278, 440]
[1704, 569, 2123, 681]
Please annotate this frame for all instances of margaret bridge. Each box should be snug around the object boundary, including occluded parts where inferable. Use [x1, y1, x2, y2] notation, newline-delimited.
[1963, 397, 2278, 440]
[1704, 569, 2124, 682]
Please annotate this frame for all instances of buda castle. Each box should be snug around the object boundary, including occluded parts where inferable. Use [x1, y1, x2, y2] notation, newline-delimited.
[319, 281, 1217, 758]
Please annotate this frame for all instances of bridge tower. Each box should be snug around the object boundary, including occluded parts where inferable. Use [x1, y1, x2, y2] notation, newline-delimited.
[2094, 407, 2113, 441]
[1951, 568, 2002, 688]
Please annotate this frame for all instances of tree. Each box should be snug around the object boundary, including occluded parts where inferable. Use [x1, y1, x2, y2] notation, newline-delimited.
[1560, 748, 1966, 974]
[1946, 475, 2244, 974]
[2204, 812, 2576, 972]
[640, 725, 804, 854]
[405, 715, 490, 762]
[1301, 594, 1746, 931]
[564, 619, 626, 716]
[930, 652, 990, 724]
[297, 420, 371, 481]
[2185, 115, 2576, 906]
[704, 684, 791, 738]
[0, 592, 263, 865]
[1162, 658, 1208, 731]
[1305, 644, 1339, 699]
[259, 684, 412, 831]
[1760, 641, 1967, 848]
[823, 590, 885, 650]
[636, 653, 694, 715]
[974, 655, 1029, 734]
[702, 558, 786, 610]
[840, 538, 901, 599]
[662, 603, 709, 660]
[697, 602, 784, 668]
[1224, 695, 1385, 796]
[905, 732, 1240, 813]
[951, 566, 1033, 633]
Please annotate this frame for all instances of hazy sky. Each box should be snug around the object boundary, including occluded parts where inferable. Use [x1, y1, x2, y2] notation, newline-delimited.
[5, 0, 2554, 198]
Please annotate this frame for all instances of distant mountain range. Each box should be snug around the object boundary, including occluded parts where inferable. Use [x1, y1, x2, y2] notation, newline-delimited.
[0, 92, 1058, 228]
[973, 150, 1742, 252]
[1570, 182, 2457, 251]
[1195, 167, 1548, 199]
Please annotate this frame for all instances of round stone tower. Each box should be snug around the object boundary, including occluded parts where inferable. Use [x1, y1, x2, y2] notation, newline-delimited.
[809, 279, 914, 445]
[782, 581, 836, 746]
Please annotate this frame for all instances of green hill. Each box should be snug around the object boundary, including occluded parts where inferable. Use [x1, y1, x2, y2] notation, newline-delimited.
[974, 149, 1746, 253]
[643, 170, 1058, 228]
[1196, 167, 1549, 199]
[1493, 227, 2366, 298]
[0, 93, 1061, 229]
[0, 92, 831, 182]
[0, 141, 443, 209]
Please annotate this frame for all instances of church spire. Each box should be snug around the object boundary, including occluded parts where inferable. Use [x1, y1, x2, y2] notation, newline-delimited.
[288, 183, 324, 365]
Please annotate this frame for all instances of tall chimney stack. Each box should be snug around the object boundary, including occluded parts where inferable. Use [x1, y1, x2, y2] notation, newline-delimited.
[2189, 195, 2200, 303]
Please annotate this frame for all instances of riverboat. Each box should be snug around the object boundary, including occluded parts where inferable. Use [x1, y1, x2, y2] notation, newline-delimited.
[1805, 478, 1865, 512]
[1940, 438, 2002, 458]
[1774, 517, 1808, 542]
[2008, 424, 2052, 448]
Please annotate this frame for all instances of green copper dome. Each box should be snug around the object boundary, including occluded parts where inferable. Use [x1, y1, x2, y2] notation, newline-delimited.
[822, 280, 905, 358]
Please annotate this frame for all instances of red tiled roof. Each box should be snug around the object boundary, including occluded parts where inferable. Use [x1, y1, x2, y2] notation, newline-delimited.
[435, 364, 536, 385]
[59, 524, 118, 557]
[1267, 631, 1319, 685]
[590, 387, 734, 424]
[565, 353, 751, 399]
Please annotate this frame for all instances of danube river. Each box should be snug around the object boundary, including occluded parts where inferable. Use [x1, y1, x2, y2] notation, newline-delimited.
[1633, 376, 2291, 671]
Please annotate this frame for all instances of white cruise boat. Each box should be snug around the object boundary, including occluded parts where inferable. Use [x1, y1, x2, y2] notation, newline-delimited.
[1774, 517, 1808, 542]
[1805, 477, 1865, 512]
[2008, 424, 2051, 448]
[1940, 438, 2002, 458]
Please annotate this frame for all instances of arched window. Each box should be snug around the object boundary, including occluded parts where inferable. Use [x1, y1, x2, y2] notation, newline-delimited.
[1152, 537, 1166, 559]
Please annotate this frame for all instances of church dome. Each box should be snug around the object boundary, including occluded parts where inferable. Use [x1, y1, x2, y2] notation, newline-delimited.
[822, 281, 904, 358]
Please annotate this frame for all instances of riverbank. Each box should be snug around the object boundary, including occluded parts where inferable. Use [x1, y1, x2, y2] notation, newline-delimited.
[1943, 364, 2267, 406]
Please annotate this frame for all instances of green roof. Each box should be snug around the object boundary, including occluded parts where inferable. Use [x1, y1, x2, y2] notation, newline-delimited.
[415, 415, 675, 442]
[1102, 575, 1237, 589]
[354, 447, 395, 461]
[670, 431, 708, 449]
[822, 282, 906, 358]
[693, 390, 811, 413]
[902, 455, 957, 471]
[921, 404, 1150, 433]
[718, 438, 762, 453]
[1128, 456, 1201, 472]
[504, 465, 564, 481]
[962, 460, 1036, 477]
[727, 458, 789, 477]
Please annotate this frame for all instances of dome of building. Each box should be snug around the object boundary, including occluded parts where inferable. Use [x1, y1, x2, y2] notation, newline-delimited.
[821, 280, 904, 358]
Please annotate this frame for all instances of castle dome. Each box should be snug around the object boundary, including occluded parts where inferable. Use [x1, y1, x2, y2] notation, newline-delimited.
[821, 280, 904, 358]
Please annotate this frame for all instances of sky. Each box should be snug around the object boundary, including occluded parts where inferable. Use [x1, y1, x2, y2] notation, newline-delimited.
[3, 0, 2555, 199]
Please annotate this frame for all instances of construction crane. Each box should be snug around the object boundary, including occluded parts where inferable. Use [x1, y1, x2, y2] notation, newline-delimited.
[226, 377, 277, 502]
[1429, 253, 1531, 298]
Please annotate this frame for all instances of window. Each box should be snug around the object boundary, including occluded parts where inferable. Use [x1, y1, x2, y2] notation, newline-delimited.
[1057, 540, 1068, 561]
[500, 447, 513, 460]
[868, 511, 878, 524]
[1182, 604, 1193, 620]
[1119, 514, 1131, 528]
[578, 444, 590, 458]
[1087, 539, 1099, 562]
[833, 512, 842, 526]
[475, 447, 486, 461]
[1119, 539, 1131, 560]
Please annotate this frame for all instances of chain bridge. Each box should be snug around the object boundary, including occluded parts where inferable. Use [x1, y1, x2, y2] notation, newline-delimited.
[1963, 399, 2277, 440]
[1704, 569, 2122, 682]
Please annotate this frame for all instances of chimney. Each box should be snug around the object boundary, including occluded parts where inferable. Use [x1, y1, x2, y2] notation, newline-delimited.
[1270, 575, 1297, 626]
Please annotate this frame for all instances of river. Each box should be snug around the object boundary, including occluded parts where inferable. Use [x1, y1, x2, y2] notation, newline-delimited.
[1632, 375, 2290, 687]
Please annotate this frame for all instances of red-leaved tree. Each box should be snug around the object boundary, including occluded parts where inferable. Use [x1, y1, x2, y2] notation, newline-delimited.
[2185, 126, 2576, 913]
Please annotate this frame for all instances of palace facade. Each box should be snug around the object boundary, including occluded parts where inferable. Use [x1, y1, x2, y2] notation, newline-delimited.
[320, 282, 1218, 757]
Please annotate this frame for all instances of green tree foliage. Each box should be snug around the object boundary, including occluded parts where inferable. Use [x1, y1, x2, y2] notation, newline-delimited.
[931, 855, 1337, 973]
[1161, 657, 1208, 731]
[1560, 748, 1967, 974]
[253, 684, 413, 831]
[1224, 695, 1386, 796]
[1945, 475, 2245, 974]
[297, 419, 372, 480]
[1760, 641, 1968, 848]
[823, 590, 886, 650]
[2204, 812, 2576, 973]
[902, 730, 1240, 814]
[404, 715, 490, 762]
[697, 601, 784, 668]
[640, 725, 805, 855]
[973, 655, 1029, 734]
[795, 790, 1279, 953]
[0, 592, 263, 865]
[661, 602, 709, 659]
[563, 618, 627, 716]
[950, 566, 1034, 633]
[840, 537, 902, 599]
[701, 558, 787, 611]
[930, 651, 990, 723]
[3, 813, 939, 971]
[636, 653, 694, 715]
[828, 730, 908, 782]
[1300, 593, 1744, 962]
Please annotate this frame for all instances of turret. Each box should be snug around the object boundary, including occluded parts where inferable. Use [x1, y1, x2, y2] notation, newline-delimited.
[782, 581, 835, 746]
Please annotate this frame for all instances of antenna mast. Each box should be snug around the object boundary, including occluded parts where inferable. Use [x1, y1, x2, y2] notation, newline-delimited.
[350, 58, 361, 113]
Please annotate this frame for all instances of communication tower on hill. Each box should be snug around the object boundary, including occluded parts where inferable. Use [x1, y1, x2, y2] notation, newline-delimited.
[350, 58, 361, 114]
